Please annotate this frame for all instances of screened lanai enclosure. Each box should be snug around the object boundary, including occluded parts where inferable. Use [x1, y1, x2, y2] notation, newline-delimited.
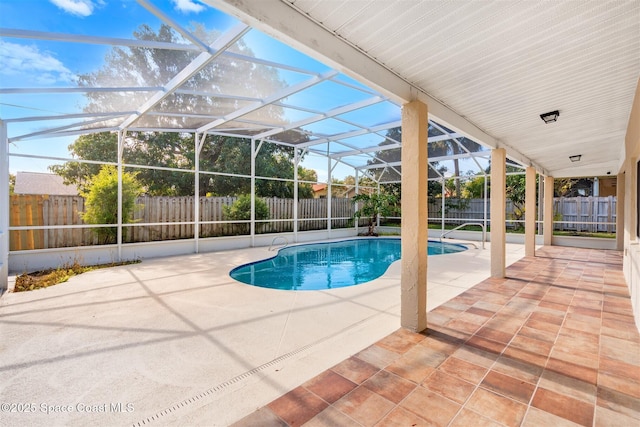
[0, 0, 519, 285]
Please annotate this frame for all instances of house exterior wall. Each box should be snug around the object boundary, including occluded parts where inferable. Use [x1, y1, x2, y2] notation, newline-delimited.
[598, 177, 617, 197]
[622, 78, 640, 331]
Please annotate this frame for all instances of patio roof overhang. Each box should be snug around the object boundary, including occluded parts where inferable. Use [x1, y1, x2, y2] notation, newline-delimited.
[0, 18, 488, 183]
[0, 0, 638, 183]
[208, 0, 640, 179]
[4, 0, 596, 185]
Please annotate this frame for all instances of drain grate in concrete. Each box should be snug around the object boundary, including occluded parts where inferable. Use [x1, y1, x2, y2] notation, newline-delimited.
[131, 339, 321, 426]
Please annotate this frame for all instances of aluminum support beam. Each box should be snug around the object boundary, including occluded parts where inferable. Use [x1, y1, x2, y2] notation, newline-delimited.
[327, 146, 332, 233]
[195, 133, 203, 253]
[137, 0, 210, 52]
[198, 70, 339, 134]
[251, 139, 256, 246]
[117, 131, 124, 262]
[119, 23, 250, 130]
[253, 96, 384, 140]
[357, 151, 490, 171]
[207, 0, 547, 175]
[0, 121, 8, 292]
[297, 121, 401, 148]
[293, 149, 300, 242]
[331, 133, 464, 160]
[0, 87, 160, 94]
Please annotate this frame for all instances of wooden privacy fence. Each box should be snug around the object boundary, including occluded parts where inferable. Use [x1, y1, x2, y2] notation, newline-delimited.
[427, 199, 501, 224]
[428, 196, 617, 232]
[10, 195, 98, 250]
[9, 195, 358, 250]
[9, 195, 617, 250]
[553, 196, 617, 232]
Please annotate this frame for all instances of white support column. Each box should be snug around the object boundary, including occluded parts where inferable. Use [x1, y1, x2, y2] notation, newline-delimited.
[525, 166, 537, 257]
[490, 148, 506, 278]
[537, 177, 544, 235]
[250, 139, 256, 246]
[483, 172, 488, 244]
[293, 149, 299, 242]
[616, 172, 625, 251]
[441, 177, 445, 233]
[0, 120, 9, 292]
[194, 133, 202, 253]
[401, 100, 428, 332]
[355, 168, 359, 234]
[376, 182, 381, 228]
[327, 145, 332, 234]
[543, 175, 555, 246]
[117, 130, 124, 262]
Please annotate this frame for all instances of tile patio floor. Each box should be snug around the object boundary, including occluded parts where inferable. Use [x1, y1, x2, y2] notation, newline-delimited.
[233, 246, 640, 427]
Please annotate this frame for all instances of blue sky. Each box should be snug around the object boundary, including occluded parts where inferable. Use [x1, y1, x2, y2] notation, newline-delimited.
[0, 1, 479, 182]
[1, 0, 386, 180]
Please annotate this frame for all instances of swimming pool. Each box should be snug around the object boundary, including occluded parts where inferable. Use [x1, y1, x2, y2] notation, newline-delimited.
[230, 238, 467, 291]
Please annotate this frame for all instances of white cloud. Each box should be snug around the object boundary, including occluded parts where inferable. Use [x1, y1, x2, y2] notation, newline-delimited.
[172, 0, 205, 14]
[0, 41, 76, 85]
[49, 0, 95, 17]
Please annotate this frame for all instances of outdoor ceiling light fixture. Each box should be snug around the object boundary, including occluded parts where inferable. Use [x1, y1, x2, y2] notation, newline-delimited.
[540, 110, 560, 123]
[569, 154, 582, 162]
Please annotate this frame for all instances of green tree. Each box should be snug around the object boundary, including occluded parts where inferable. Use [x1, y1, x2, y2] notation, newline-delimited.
[352, 192, 399, 236]
[363, 127, 402, 196]
[81, 165, 142, 243]
[297, 166, 317, 198]
[51, 23, 312, 198]
[429, 136, 484, 197]
[462, 167, 532, 230]
[222, 194, 270, 234]
[462, 175, 487, 199]
[554, 178, 594, 197]
[50, 132, 118, 191]
[506, 172, 527, 230]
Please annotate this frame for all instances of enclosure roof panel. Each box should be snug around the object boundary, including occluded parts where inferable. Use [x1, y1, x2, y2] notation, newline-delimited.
[208, 0, 640, 178]
[1, 0, 532, 179]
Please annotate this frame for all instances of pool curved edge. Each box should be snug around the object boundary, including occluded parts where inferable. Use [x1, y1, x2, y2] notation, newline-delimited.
[229, 237, 469, 291]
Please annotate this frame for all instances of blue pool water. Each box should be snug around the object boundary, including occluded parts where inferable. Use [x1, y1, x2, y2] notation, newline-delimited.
[230, 238, 467, 291]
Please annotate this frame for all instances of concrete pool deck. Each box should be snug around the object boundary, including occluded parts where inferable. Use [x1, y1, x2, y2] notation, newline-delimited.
[235, 245, 639, 426]
[0, 240, 526, 426]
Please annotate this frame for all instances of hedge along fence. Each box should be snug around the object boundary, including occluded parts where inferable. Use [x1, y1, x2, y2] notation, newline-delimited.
[9, 195, 360, 250]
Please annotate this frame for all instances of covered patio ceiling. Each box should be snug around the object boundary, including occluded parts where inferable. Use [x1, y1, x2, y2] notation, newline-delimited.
[1, 1, 638, 181]
[1, 0, 495, 185]
[209, 0, 640, 179]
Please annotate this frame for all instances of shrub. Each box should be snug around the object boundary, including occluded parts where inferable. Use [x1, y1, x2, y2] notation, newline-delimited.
[222, 194, 270, 234]
[81, 165, 142, 243]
